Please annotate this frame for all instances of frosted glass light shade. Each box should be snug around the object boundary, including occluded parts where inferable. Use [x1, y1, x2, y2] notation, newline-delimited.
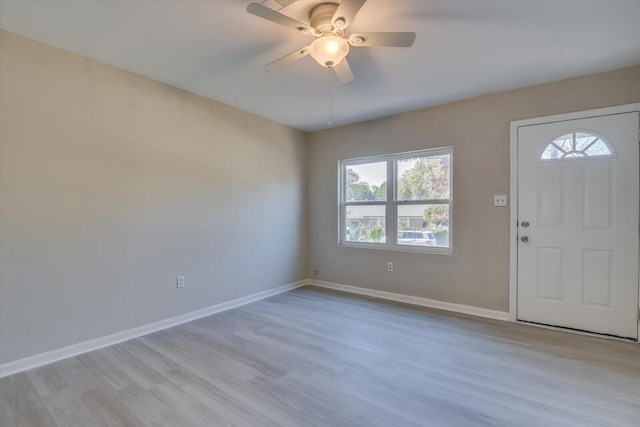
[309, 35, 350, 68]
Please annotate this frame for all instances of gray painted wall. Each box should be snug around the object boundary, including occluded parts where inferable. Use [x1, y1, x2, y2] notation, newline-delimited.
[307, 66, 640, 312]
[0, 31, 308, 364]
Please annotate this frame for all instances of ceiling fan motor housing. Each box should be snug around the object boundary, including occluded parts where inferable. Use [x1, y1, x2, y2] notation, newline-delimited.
[310, 3, 340, 34]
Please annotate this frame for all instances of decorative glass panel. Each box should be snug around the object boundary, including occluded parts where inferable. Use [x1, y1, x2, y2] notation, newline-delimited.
[541, 132, 613, 160]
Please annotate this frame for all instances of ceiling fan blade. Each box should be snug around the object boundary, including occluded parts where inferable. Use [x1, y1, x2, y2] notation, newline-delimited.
[331, 0, 367, 30]
[349, 32, 416, 47]
[247, 3, 317, 36]
[265, 46, 310, 72]
[333, 58, 355, 84]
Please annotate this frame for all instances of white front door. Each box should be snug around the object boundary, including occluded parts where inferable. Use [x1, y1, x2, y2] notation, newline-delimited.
[517, 112, 639, 339]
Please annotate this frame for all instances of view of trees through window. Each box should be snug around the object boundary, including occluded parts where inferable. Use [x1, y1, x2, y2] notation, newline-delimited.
[397, 155, 450, 247]
[347, 169, 387, 201]
[345, 160, 387, 244]
[342, 151, 451, 250]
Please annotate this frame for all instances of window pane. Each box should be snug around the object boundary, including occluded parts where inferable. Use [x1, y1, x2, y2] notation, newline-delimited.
[584, 140, 611, 156]
[397, 204, 449, 248]
[346, 161, 387, 201]
[397, 154, 450, 201]
[575, 133, 599, 151]
[541, 144, 563, 159]
[345, 205, 386, 244]
[554, 135, 573, 152]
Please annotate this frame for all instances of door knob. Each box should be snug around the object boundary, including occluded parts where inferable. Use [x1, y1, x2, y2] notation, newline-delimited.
[520, 236, 529, 243]
[521, 220, 530, 228]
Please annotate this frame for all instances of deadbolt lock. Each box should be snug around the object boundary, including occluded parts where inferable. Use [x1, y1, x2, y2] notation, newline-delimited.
[521, 220, 530, 228]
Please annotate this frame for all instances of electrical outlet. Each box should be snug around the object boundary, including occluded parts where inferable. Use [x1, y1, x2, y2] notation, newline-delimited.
[313, 267, 319, 276]
[387, 262, 394, 272]
[493, 195, 508, 207]
[177, 276, 185, 289]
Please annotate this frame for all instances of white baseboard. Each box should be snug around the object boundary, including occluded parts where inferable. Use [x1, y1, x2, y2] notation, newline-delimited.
[309, 280, 510, 321]
[1, 278, 509, 378]
[0, 280, 309, 378]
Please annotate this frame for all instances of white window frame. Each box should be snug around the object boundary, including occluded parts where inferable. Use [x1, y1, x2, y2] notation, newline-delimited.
[338, 147, 453, 254]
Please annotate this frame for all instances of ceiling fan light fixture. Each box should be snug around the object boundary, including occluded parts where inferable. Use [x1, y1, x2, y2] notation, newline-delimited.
[309, 35, 350, 68]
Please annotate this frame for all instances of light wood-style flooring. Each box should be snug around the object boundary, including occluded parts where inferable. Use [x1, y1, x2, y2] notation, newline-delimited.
[1, 286, 639, 426]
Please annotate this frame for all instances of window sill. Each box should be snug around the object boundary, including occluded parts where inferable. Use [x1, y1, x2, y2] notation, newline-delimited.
[338, 241, 453, 255]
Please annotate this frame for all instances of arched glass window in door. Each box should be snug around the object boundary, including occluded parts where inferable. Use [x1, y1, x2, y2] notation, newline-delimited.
[541, 131, 614, 160]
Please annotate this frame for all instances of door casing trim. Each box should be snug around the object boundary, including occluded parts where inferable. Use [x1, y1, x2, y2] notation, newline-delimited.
[509, 103, 640, 343]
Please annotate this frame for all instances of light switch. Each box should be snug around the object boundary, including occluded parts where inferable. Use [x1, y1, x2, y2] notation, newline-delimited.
[494, 195, 507, 207]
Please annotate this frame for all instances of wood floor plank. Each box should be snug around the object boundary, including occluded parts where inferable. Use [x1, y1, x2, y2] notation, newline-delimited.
[79, 384, 144, 427]
[41, 388, 101, 427]
[0, 372, 58, 426]
[1, 285, 639, 426]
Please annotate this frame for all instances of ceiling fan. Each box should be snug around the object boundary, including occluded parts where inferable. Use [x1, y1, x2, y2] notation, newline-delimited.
[246, 0, 416, 84]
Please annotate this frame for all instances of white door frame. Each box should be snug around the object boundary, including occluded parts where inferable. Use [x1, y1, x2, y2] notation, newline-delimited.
[509, 103, 640, 339]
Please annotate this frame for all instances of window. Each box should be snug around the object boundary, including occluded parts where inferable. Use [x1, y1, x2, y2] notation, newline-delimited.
[541, 131, 613, 160]
[339, 148, 452, 253]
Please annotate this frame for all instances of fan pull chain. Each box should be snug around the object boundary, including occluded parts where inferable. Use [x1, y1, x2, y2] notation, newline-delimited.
[328, 72, 335, 127]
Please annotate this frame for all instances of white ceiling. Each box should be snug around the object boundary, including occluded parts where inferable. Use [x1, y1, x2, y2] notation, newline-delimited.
[1, 0, 639, 132]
